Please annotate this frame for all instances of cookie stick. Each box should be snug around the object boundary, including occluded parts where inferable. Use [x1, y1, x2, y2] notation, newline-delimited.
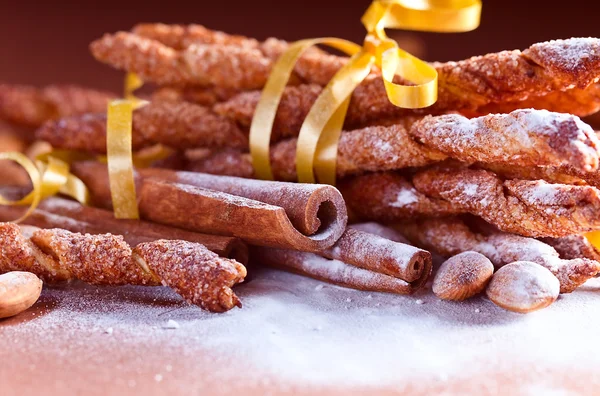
[475, 83, 600, 117]
[187, 109, 600, 179]
[397, 217, 600, 293]
[0, 84, 115, 128]
[539, 235, 600, 263]
[90, 32, 274, 90]
[213, 38, 600, 132]
[152, 86, 240, 107]
[132, 23, 260, 50]
[414, 168, 600, 237]
[0, 223, 246, 312]
[340, 169, 600, 238]
[118, 25, 600, 116]
[410, 109, 600, 172]
[41, 107, 600, 179]
[37, 100, 248, 153]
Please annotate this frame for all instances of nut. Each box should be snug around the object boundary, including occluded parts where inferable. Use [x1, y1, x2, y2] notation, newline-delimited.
[432, 251, 494, 301]
[486, 261, 560, 314]
[0, 271, 43, 319]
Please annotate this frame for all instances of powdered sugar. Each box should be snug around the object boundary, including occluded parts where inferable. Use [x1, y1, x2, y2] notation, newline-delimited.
[531, 37, 599, 71]
[2, 270, 600, 395]
[389, 188, 419, 207]
[519, 180, 561, 203]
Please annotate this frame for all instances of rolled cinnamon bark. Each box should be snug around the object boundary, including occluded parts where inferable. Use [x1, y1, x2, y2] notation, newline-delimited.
[71, 162, 347, 252]
[0, 196, 249, 264]
[321, 228, 431, 283]
[73, 161, 348, 238]
[253, 247, 414, 295]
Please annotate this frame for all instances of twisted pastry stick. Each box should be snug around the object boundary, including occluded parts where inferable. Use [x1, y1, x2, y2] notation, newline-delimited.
[474, 83, 600, 116]
[188, 109, 600, 178]
[0, 223, 246, 312]
[411, 110, 600, 172]
[0, 84, 115, 127]
[340, 168, 600, 238]
[539, 235, 600, 263]
[90, 32, 274, 90]
[152, 86, 240, 107]
[477, 161, 600, 192]
[37, 100, 248, 153]
[39, 108, 600, 180]
[92, 26, 600, 119]
[132, 23, 260, 50]
[397, 217, 600, 293]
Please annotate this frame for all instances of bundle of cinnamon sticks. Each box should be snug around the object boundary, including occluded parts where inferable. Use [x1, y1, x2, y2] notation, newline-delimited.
[2, 23, 600, 314]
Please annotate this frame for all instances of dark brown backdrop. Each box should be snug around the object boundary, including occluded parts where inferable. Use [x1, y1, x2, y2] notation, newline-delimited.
[1, 1, 598, 91]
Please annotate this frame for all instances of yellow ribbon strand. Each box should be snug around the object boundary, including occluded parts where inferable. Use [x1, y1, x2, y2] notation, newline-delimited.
[0, 152, 42, 222]
[249, 38, 361, 180]
[296, 51, 375, 183]
[124, 72, 144, 101]
[0, 153, 89, 222]
[106, 99, 139, 219]
[249, 0, 481, 185]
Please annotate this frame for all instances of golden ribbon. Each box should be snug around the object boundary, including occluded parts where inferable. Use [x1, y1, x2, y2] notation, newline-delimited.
[250, 0, 482, 184]
[0, 152, 89, 222]
[104, 72, 150, 219]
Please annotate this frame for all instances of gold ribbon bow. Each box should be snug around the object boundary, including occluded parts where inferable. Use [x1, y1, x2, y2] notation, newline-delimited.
[249, 0, 482, 184]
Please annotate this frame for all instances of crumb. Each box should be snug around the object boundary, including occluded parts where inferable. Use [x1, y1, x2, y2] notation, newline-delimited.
[314, 284, 324, 291]
[105, 327, 113, 335]
[415, 299, 424, 305]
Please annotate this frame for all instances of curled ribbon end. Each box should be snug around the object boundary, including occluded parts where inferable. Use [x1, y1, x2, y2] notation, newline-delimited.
[0, 152, 43, 223]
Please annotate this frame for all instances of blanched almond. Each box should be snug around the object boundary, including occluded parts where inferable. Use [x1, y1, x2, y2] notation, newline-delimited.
[0, 271, 43, 319]
[486, 261, 560, 314]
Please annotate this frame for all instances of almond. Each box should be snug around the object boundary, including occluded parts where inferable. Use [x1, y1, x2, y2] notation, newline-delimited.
[486, 261, 560, 314]
[432, 251, 494, 301]
[0, 271, 43, 319]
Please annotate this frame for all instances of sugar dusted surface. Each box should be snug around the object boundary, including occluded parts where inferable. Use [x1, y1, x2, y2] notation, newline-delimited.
[2, 267, 600, 395]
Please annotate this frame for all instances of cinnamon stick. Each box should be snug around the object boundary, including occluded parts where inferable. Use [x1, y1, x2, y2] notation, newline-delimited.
[71, 162, 347, 252]
[321, 228, 431, 284]
[253, 247, 414, 295]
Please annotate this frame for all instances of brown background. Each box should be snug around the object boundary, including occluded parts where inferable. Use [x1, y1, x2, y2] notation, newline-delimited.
[1, 0, 599, 91]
